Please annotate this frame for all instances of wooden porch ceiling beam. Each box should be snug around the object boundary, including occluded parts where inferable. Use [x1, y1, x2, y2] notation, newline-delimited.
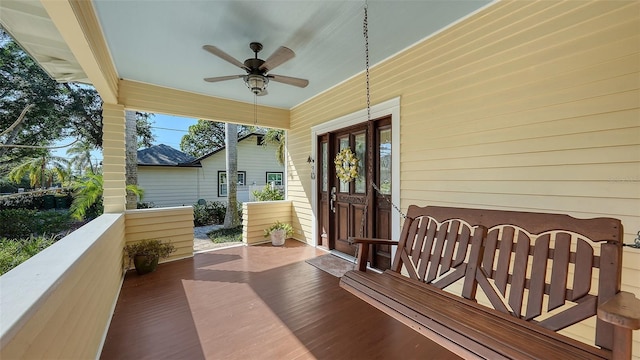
[39, 0, 119, 104]
[118, 79, 291, 129]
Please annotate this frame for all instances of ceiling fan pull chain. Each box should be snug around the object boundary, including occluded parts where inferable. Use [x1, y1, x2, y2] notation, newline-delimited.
[254, 93, 258, 126]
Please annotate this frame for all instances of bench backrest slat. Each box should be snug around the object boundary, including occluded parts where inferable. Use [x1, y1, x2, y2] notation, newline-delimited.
[392, 211, 486, 296]
[391, 205, 623, 351]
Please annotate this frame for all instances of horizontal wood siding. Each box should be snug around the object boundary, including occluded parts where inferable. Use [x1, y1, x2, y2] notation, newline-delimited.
[0, 215, 125, 359]
[243, 200, 292, 245]
[138, 167, 200, 207]
[125, 207, 194, 262]
[198, 134, 285, 202]
[119, 79, 289, 128]
[288, 1, 640, 355]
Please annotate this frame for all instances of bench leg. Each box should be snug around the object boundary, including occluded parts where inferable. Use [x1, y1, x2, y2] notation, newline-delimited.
[356, 243, 370, 271]
[611, 326, 632, 360]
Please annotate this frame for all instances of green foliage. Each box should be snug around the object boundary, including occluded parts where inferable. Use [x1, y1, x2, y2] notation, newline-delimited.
[263, 221, 294, 238]
[123, 239, 176, 260]
[0, 209, 70, 239]
[136, 201, 155, 209]
[207, 226, 242, 243]
[0, 189, 72, 210]
[70, 173, 143, 220]
[193, 201, 227, 226]
[66, 141, 97, 176]
[180, 120, 250, 158]
[0, 209, 35, 238]
[0, 235, 59, 275]
[252, 184, 284, 201]
[8, 152, 70, 188]
[261, 128, 286, 165]
[36, 210, 72, 235]
[135, 112, 155, 149]
[0, 29, 155, 171]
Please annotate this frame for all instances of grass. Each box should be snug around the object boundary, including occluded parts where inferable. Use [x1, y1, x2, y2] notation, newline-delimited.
[207, 226, 243, 244]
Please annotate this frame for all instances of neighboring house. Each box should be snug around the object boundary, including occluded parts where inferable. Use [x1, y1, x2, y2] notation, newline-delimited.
[137, 133, 284, 207]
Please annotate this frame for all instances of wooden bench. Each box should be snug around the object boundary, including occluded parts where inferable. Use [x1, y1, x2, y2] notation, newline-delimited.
[339, 205, 640, 359]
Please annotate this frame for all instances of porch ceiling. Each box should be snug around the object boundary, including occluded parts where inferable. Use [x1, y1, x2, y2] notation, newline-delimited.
[0, 0, 492, 109]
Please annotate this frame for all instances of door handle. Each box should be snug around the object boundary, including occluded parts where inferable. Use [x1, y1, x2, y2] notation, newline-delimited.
[330, 187, 337, 213]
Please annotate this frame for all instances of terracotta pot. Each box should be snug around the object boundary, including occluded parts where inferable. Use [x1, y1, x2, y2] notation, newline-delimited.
[133, 254, 159, 275]
[270, 229, 286, 246]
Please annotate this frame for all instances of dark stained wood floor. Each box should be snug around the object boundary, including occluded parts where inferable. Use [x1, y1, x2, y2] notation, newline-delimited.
[101, 240, 460, 360]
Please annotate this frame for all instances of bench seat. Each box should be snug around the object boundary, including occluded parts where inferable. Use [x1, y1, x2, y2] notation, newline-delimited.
[343, 270, 611, 360]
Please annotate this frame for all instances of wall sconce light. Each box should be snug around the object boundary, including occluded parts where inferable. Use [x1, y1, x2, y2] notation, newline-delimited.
[307, 156, 315, 179]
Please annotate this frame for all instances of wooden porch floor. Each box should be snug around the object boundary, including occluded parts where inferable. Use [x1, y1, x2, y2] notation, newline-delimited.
[100, 240, 459, 360]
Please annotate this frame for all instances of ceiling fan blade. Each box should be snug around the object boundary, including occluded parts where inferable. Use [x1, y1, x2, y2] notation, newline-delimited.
[268, 74, 309, 88]
[203, 45, 248, 70]
[259, 46, 295, 71]
[204, 75, 244, 83]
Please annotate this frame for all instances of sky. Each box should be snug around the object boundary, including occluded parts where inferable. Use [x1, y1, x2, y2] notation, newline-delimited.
[52, 113, 198, 163]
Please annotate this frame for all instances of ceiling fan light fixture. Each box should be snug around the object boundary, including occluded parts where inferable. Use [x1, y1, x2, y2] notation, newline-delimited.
[244, 74, 268, 94]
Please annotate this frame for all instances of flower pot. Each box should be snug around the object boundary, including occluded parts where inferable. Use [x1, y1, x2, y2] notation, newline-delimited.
[270, 229, 286, 246]
[133, 254, 159, 275]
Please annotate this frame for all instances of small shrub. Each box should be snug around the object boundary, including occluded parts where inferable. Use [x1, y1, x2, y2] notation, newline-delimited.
[193, 201, 226, 226]
[252, 185, 284, 201]
[0, 209, 37, 239]
[35, 210, 72, 235]
[208, 226, 242, 243]
[0, 235, 58, 275]
[137, 201, 155, 209]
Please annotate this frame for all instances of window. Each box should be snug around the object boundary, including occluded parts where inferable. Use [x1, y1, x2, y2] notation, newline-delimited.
[218, 171, 246, 197]
[266, 172, 283, 186]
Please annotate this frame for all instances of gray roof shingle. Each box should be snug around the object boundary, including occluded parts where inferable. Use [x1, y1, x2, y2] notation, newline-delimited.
[137, 144, 200, 166]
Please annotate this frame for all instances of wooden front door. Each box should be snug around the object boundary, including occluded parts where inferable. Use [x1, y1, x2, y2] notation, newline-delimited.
[317, 116, 392, 270]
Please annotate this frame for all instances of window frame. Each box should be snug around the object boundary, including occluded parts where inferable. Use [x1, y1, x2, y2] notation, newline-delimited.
[218, 171, 246, 197]
[265, 172, 283, 186]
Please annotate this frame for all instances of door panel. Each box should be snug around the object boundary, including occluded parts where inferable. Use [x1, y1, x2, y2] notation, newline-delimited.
[316, 116, 392, 270]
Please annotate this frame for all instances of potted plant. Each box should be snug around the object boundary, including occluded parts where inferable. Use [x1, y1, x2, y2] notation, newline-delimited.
[124, 239, 176, 275]
[263, 221, 294, 246]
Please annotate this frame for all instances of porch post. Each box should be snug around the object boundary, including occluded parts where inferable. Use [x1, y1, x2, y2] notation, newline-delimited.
[102, 103, 126, 213]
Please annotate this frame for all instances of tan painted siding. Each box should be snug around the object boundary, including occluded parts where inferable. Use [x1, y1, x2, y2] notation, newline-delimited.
[243, 200, 292, 245]
[102, 103, 126, 213]
[198, 134, 285, 202]
[0, 215, 125, 359]
[119, 79, 290, 128]
[288, 1, 640, 355]
[138, 167, 201, 207]
[125, 207, 194, 262]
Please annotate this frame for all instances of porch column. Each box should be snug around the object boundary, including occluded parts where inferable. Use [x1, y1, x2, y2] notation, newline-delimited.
[102, 103, 126, 213]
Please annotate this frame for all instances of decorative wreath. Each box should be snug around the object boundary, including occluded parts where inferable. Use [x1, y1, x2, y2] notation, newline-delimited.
[334, 147, 359, 182]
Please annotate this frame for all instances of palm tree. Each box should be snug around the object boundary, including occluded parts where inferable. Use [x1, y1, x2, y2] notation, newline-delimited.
[71, 173, 144, 220]
[66, 140, 96, 175]
[8, 151, 70, 188]
[223, 122, 240, 228]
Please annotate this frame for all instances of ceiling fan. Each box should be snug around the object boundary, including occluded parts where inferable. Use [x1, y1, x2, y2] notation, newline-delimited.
[203, 42, 309, 96]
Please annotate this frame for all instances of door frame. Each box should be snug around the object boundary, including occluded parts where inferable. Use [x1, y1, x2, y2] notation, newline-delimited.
[310, 97, 401, 258]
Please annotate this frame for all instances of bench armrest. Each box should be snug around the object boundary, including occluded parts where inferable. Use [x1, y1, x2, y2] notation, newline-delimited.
[348, 237, 399, 246]
[347, 237, 399, 272]
[597, 292, 640, 359]
[597, 291, 640, 330]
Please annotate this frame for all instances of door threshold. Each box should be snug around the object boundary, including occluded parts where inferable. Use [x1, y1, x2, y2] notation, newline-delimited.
[329, 250, 357, 263]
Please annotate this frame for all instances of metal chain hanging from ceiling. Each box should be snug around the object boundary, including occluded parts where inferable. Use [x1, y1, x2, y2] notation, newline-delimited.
[358, 0, 372, 240]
